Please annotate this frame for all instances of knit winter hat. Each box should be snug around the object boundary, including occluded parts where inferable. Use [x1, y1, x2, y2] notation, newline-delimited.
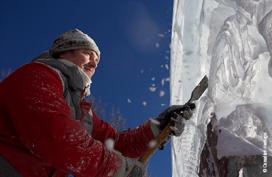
[49, 29, 100, 58]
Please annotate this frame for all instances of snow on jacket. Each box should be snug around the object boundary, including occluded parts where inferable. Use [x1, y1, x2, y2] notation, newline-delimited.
[0, 61, 158, 177]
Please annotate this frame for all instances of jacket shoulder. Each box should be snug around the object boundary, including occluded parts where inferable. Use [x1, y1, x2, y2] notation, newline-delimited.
[12, 62, 61, 77]
[1, 62, 64, 97]
[12, 62, 64, 88]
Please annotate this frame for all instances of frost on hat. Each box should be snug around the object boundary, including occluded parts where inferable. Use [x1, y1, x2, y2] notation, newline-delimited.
[49, 29, 100, 58]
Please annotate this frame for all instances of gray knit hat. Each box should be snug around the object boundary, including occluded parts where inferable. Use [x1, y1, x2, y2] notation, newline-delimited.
[49, 29, 100, 58]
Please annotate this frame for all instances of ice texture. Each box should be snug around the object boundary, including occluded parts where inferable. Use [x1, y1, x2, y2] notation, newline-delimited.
[171, 0, 272, 177]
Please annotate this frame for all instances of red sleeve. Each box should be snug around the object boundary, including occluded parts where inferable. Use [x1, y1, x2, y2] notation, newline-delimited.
[92, 112, 156, 158]
[3, 63, 122, 177]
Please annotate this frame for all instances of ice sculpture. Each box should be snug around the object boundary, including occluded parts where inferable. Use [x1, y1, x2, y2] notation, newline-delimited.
[171, 0, 272, 177]
[260, 10, 272, 78]
[209, 0, 267, 108]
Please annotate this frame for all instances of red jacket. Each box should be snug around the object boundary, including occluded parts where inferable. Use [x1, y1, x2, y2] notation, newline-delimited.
[0, 62, 156, 177]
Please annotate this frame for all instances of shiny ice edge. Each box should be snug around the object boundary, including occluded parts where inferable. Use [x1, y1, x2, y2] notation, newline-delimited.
[171, 0, 272, 177]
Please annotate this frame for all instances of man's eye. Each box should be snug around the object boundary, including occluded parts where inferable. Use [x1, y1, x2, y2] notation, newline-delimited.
[82, 52, 90, 56]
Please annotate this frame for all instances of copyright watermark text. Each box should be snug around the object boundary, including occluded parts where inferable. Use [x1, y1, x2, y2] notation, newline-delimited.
[263, 132, 268, 173]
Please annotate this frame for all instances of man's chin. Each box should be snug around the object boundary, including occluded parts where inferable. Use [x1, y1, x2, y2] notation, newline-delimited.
[88, 72, 95, 78]
[83, 70, 95, 78]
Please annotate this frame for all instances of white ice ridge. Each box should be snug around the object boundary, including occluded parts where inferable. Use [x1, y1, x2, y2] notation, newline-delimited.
[171, 0, 272, 177]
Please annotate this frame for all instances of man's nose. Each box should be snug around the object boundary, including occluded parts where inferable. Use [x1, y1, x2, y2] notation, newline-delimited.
[89, 55, 99, 64]
[87, 60, 97, 68]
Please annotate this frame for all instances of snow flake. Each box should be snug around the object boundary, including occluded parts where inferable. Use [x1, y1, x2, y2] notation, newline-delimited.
[161, 79, 165, 86]
[159, 90, 165, 97]
[150, 118, 160, 125]
[157, 33, 165, 38]
[107, 170, 115, 177]
[148, 140, 157, 148]
[149, 84, 156, 92]
[155, 42, 160, 48]
[142, 101, 147, 106]
[105, 138, 115, 151]
[149, 87, 156, 92]
[165, 64, 169, 70]
[127, 98, 132, 103]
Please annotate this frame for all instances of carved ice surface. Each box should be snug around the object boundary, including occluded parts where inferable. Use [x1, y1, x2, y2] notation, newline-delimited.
[171, 0, 272, 176]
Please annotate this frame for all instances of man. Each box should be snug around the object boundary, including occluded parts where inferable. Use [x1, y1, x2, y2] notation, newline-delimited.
[0, 29, 194, 177]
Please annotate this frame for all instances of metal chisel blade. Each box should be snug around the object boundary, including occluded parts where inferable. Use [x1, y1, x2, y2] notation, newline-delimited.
[188, 75, 208, 103]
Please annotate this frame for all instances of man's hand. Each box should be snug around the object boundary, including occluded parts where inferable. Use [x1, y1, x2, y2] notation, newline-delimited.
[125, 158, 145, 177]
[155, 103, 195, 136]
[113, 151, 145, 177]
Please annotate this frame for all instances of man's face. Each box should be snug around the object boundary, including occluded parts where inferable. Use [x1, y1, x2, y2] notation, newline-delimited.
[60, 49, 100, 78]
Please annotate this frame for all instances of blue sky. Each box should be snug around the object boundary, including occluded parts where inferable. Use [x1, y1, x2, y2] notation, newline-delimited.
[0, 0, 173, 176]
